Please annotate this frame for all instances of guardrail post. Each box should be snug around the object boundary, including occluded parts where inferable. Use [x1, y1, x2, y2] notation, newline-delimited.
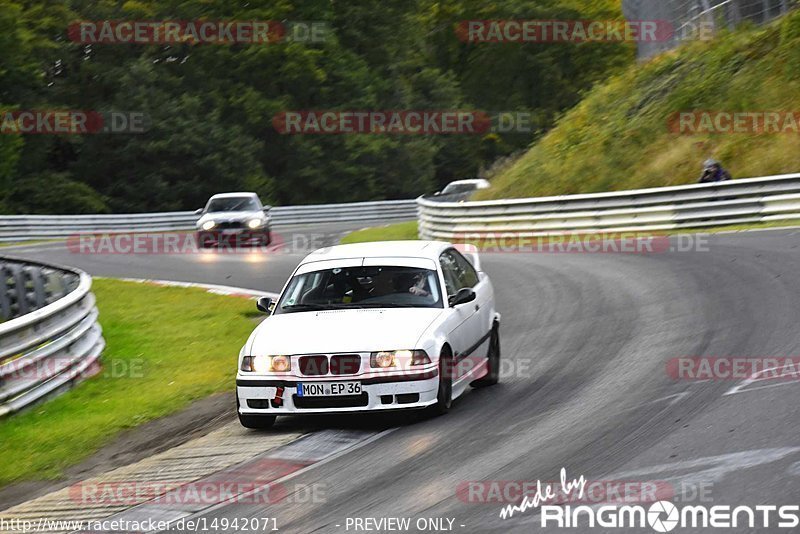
[25, 266, 48, 310]
[0, 265, 11, 321]
[9, 264, 27, 318]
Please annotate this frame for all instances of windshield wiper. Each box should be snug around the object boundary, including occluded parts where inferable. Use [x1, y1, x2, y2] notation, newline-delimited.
[336, 302, 417, 309]
[281, 302, 420, 312]
[280, 303, 331, 312]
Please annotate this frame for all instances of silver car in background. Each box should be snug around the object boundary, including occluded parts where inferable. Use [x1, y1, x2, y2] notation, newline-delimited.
[195, 192, 272, 248]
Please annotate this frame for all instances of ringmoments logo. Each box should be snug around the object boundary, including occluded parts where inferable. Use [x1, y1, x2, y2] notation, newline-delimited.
[536, 502, 800, 531]
[498, 468, 800, 531]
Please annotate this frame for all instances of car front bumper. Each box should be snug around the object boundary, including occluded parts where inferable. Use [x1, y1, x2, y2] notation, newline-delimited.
[197, 228, 270, 246]
[236, 371, 439, 415]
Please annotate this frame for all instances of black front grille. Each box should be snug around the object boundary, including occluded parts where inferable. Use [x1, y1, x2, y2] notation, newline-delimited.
[293, 392, 369, 409]
[299, 355, 329, 376]
[330, 354, 361, 375]
[215, 221, 245, 229]
[396, 393, 420, 404]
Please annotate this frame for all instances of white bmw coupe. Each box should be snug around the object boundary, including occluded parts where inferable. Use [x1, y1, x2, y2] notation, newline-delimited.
[236, 241, 500, 428]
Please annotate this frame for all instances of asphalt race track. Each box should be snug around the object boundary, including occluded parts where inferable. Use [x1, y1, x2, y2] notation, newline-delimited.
[5, 227, 800, 533]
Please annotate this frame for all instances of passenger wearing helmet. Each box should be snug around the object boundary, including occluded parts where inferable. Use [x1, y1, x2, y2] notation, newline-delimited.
[699, 159, 732, 183]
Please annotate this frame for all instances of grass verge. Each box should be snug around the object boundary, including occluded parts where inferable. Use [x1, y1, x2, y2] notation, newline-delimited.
[0, 279, 257, 486]
[340, 221, 419, 244]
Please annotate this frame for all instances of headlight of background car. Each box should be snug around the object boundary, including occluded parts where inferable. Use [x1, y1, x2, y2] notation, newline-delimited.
[246, 218, 263, 229]
[241, 355, 291, 372]
[201, 220, 216, 230]
[370, 350, 430, 369]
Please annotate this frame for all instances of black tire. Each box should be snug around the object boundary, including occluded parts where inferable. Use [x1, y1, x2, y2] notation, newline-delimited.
[430, 348, 453, 415]
[238, 412, 276, 429]
[472, 323, 500, 388]
[236, 396, 276, 429]
[198, 233, 214, 248]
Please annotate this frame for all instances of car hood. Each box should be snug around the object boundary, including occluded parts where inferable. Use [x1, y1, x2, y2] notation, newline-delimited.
[198, 211, 263, 224]
[247, 308, 444, 355]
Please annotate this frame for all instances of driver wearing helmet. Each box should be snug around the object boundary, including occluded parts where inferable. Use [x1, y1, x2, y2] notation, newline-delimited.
[699, 159, 732, 183]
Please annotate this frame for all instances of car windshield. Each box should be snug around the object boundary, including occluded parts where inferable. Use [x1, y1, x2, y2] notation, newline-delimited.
[274, 266, 443, 313]
[442, 183, 475, 194]
[206, 197, 259, 212]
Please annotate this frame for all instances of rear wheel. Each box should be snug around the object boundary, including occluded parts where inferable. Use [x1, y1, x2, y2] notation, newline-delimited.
[472, 323, 500, 388]
[430, 348, 453, 415]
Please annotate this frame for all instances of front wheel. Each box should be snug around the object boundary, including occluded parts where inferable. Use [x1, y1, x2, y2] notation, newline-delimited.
[430, 348, 453, 416]
[238, 412, 276, 429]
[237, 396, 276, 429]
[197, 232, 214, 248]
[471, 324, 500, 388]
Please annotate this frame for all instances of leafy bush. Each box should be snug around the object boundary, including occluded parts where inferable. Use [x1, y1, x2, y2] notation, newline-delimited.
[2, 0, 633, 213]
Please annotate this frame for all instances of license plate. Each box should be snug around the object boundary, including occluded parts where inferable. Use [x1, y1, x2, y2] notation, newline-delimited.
[297, 382, 362, 397]
[221, 229, 240, 235]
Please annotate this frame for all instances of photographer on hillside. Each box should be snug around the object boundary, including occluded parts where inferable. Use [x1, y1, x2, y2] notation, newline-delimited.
[699, 159, 732, 183]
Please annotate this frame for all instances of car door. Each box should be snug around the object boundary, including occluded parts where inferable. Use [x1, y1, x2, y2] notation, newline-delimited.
[439, 249, 484, 382]
[450, 249, 493, 359]
[451, 249, 493, 351]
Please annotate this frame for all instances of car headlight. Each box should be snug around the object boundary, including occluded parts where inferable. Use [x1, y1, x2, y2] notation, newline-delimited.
[241, 355, 291, 372]
[246, 218, 263, 229]
[371, 351, 396, 368]
[370, 350, 430, 368]
[201, 220, 216, 231]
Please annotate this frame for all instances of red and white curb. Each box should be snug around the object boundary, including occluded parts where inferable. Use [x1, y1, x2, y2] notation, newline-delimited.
[102, 278, 280, 300]
[77, 429, 395, 533]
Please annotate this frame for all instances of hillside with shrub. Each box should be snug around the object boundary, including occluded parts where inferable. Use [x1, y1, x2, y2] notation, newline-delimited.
[478, 10, 800, 200]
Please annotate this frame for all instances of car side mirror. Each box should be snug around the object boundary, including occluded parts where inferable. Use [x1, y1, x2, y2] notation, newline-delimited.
[262, 205, 272, 213]
[193, 208, 203, 216]
[449, 288, 476, 307]
[256, 297, 273, 314]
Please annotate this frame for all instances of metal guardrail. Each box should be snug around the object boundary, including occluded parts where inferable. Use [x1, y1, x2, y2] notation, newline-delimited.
[0, 199, 418, 242]
[418, 173, 800, 240]
[623, 0, 796, 60]
[0, 257, 104, 417]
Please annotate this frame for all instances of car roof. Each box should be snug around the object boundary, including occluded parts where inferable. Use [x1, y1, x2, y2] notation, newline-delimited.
[208, 192, 259, 199]
[446, 179, 489, 186]
[301, 241, 453, 264]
